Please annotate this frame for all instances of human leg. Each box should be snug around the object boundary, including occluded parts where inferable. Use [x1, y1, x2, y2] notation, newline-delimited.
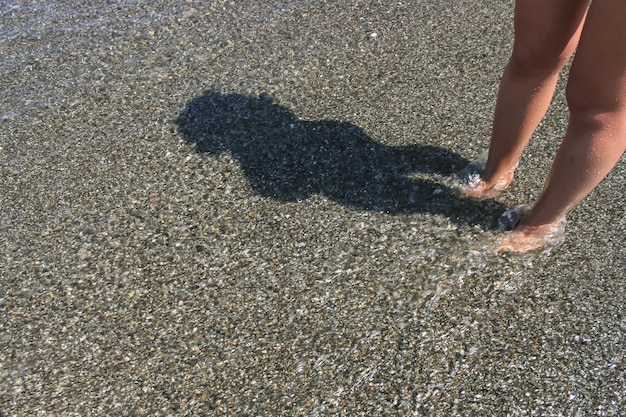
[460, 0, 590, 199]
[498, 0, 626, 252]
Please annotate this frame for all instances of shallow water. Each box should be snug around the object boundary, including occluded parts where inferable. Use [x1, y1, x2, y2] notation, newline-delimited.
[2, 1, 625, 416]
[0, 1, 199, 114]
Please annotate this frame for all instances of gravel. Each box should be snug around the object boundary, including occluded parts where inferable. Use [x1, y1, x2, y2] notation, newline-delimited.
[1, 1, 624, 416]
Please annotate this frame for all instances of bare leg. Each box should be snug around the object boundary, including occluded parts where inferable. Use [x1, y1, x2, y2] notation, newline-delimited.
[461, 0, 589, 199]
[498, 0, 626, 252]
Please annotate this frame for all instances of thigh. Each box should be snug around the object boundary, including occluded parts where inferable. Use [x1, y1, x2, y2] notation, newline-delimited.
[567, 0, 626, 114]
[511, 0, 590, 69]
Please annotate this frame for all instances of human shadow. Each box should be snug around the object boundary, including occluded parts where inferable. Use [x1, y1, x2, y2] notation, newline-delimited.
[175, 91, 504, 227]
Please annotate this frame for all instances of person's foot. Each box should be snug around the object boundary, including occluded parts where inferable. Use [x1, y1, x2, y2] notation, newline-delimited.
[456, 149, 515, 200]
[496, 218, 566, 253]
[458, 171, 514, 200]
[497, 204, 531, 230]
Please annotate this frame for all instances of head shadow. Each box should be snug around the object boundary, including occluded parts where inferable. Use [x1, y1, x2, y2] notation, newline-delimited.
[175, 91, 503, 227]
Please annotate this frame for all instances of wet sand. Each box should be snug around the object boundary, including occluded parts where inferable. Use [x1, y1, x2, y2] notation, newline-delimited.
[1, 1, 624, 415]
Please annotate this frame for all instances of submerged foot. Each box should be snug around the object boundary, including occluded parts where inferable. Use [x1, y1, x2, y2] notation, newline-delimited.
[458, 173, 514, 200]
[497, 204, 531, 231]
[496, 215, 566, 253]
[455, 149, 514, 200]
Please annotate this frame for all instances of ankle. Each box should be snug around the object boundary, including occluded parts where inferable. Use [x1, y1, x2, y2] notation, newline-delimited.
[517, 206, 567, 230]
[481, 166, 515, 190]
